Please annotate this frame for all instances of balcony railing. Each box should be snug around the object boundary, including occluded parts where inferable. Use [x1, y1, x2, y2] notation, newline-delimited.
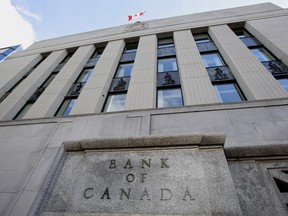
[157, 71, 180, 87]
[109, 77, 131, 92]
[262, 60, 288, 76]
[206, 66, 235, 82]
[67, 82, 85, 96]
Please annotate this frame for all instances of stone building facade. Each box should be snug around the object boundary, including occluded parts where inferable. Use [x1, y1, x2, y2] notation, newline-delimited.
[1, 3, 288, 216]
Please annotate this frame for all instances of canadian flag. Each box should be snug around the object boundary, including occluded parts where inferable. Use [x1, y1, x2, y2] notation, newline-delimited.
[128, 11, 145, 21]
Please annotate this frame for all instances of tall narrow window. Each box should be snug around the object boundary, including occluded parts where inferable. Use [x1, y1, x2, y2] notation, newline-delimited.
[250, 48, 275, 62]
[156, 36, 183, 108]
[115, 63, 134, 77]
[1, 55, 48, 104]
[195, 32, 245, 103]
[14, 52, 75, 119]
[103, 42, 138, 112]
[201, 53, 225, 67]
[55, 48, 104, 116]
[213, 83, 244, 103]
[232, 28, 288, 92]
[103, 93, 127, 112]
[157, 88, 183, 108]
[158, 58, 178, 73]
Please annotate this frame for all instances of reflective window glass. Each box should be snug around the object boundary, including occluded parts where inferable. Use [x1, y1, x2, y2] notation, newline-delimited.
[56, 99, 76, 116]
[158, 38, 174, 48]
[115, 63, 133, 77]
[103, 94, 126, 112]
[201, 53, 225, 67]
[251, 48, 274, 62]
[0, 48, 8, 54]
[277, 78, 288, 92]
[91, 49, 104, 58]
[213, 83, 243, 103]
[77, 69, 93, 82]
[157, 88, 183, 108]
[158, 58, 178, 72]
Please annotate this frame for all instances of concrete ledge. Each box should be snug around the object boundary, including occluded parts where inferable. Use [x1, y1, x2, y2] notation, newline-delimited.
[225, 144, 288, 158]
[63, 133, 226, 151]
[42, 212, 171, 216]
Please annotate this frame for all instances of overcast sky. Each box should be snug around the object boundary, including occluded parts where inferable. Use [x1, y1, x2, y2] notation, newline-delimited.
[1, 0, 288, 49]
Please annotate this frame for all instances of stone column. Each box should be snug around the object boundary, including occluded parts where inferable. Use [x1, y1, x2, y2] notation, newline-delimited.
[0, 51, 67, 121]
[174, 30, 218, 105]
[25, 45, 95, 118]
[70, 40, 125, 114]
[209, 24, 287, 100]
[125, 35, 157, 110]
[0, 54, 42, 98]
[245, 16, 288, 66]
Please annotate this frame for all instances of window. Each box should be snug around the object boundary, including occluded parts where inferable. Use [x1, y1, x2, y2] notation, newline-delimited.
[194, 33, 211, 43]
[277, 78, 288, 92]
[55, 99, 77, 116]
[102, 43, 137, 113]
[158, 38, 174, 49]
[103, 93, 126, 112]
[213, 83, 243, 103]
[158, 58, 178, 72]
[124, 43, 138, 53]
[91, 49, 104, 58]
[250, 48, 275, 62]
[76, 69, 92, 82]
[115, 63, 134, 77]
[0, 48, 8, 54]
[201, 53, 225, 67]
[157, 88, 183, 108]
[55, 50, 99, 117]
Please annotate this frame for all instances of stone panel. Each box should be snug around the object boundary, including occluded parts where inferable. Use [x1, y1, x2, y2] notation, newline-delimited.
[228, 161, 288, 216]
[42, 140, 241, 215]
[254, 121, 288, 143]
[0, 192, 17, 216]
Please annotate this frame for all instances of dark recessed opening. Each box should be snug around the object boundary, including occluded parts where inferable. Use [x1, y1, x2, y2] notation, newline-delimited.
[274, 177, 288, 193]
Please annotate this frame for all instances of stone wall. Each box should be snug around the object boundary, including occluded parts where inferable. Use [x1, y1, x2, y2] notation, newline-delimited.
[0, 99, 288, 215]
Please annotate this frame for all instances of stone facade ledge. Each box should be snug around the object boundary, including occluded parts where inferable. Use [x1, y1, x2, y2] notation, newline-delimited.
[225, 143, 288, 158]
[63, 133, 226, 151]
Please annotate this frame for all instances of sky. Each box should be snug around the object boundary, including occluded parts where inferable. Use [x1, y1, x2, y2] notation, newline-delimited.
[1, 0, 288, 49]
